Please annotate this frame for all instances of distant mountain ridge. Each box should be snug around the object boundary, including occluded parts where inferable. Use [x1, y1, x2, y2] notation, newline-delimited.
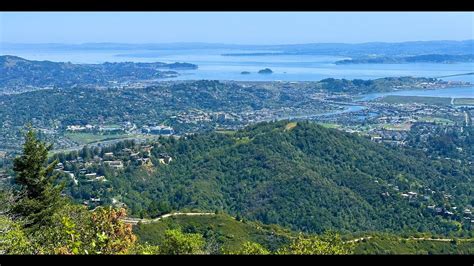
[335, 54, 474, 64]
[2, 40, 473, 56]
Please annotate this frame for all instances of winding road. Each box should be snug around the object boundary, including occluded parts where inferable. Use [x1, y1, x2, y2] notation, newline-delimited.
[121, 212, 216, 225]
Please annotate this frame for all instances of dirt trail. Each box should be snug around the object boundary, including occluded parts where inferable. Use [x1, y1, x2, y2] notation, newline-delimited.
[121, 212, 216, 225]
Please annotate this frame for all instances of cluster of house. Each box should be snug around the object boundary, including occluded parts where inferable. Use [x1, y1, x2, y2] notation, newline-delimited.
[174, 110, 237, 124]
[53, 143, 174, 207]
[66, 124, 126, 134]
[401, 189, 473, 223]
[427, 205, 473, 223]
[349, 99, 471, 145]
[66, 124, 95, 132]
[142, 125, 174, 135]
[377, 180, 472, 223]
[54, 143, 174, 185]
[54, 161, 102, 185]
[0, 170, 12, 181]
[241, 108, 276, 123]
[370, 129, 408, 146]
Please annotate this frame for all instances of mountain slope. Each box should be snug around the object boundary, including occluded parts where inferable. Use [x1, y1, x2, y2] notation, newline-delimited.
[133, 213, 295, 252]
[67, 121, 472, 235]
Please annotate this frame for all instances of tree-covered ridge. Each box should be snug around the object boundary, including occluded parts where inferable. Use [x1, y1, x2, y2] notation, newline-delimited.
[1, 77, 463, 153]
[0, 77, 448, 131]
[0, 128, 356, 255]
[317, 76, 440, 93]
[0, 55, 197, 93]
[61, 121, 472, 236]
[0, 80, 320, 127]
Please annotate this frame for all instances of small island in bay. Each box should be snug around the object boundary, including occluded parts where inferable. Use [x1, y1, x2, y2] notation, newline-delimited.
[258, 68, 273, 74]
[241, 71, 251, 75]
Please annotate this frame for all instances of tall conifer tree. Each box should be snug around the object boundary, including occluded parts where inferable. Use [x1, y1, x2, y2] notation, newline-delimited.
[12, 127, 65, 228]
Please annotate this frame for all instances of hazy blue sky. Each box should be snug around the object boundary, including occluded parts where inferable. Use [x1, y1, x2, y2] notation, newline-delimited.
[1, 12, 473, 44]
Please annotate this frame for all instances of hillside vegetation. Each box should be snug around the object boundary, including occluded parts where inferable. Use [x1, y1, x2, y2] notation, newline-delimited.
[65, 121, 472, 235]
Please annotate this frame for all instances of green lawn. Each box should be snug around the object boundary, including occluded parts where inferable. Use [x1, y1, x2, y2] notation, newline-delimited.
[317, 122, 341, 129]
[65, 132, 131, 144]
[454, 98, 474, 106]
[379, 95, 452, 105]
[417, 117, 454, 125]
[382, 123, 412, 131]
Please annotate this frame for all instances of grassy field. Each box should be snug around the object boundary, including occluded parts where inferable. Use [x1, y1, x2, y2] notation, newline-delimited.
[65, 132, 132, 144]
[417, 117, 455, 125]
[454, 98, 474, 106]
[284, 122, 297, 131]
[317, 122, 341, 129]
[48, 133, 158, 157]
[379, 95, 452, 105]
[382, 123, 412, 131]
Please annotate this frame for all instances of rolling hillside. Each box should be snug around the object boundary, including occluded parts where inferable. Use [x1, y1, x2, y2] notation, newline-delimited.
[67, 121, 473, 235]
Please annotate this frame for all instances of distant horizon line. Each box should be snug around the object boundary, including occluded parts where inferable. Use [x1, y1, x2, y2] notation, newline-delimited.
[1, 39, 473, 47]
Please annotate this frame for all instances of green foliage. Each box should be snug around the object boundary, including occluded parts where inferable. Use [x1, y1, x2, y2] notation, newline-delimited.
[0, 215, 32, 254]
[1, 131, 140, 254]
[134, 214, 294, 253]
[227, 241, 270, 255]
[318, 76, 439, 93]
[1, 77, 438, 151]
[11, 127, 65, 228]
[129, 243, 161, 255]
[68, 121, 472, 235]
[8, 204, 138, 254]
[276, 232, 353, 255]
[354, 233, 474, 254]
[407, 123, 473, 163]
[0, 55, 196, 91]
[159, 229, 205, 255]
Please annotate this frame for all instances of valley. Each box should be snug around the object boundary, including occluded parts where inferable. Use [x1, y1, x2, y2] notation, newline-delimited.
[0, 37, 472, 255]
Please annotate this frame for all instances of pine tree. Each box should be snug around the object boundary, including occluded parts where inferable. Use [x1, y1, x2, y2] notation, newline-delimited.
[11, 128, 65, 228]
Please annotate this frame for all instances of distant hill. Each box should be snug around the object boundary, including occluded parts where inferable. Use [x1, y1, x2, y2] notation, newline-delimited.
[67, 121, 473, 235]
[336, 54, 474, 64]
[4, 40, 473, 56]
[220, 40, 474, 57]
[0, 55, 197, 93]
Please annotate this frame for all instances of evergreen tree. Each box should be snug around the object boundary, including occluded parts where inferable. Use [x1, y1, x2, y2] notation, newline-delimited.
[11, 128, 65, 228]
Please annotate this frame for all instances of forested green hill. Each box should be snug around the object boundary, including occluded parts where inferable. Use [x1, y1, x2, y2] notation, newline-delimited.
[66, 121, 473, 236]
